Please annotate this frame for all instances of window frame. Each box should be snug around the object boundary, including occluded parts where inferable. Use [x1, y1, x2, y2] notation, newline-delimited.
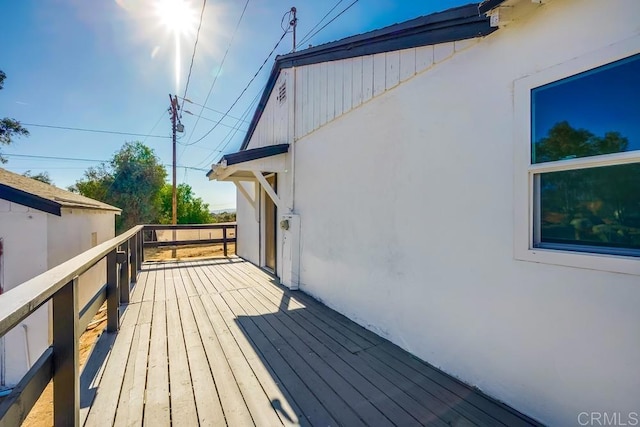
[513, 36, 640, 275]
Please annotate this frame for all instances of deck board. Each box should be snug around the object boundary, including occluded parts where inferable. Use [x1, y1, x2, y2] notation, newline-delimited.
[81, 258, 543, 427]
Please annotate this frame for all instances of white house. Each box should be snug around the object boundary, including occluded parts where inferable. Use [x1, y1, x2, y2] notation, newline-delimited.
[208, 1, 640, 425]
[0, 168, 120, 389]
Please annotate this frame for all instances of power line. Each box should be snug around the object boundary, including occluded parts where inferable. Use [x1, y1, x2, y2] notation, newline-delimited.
[181, 0, 207, 114]
[181, 110, 248, 133]
[184, 0, 251, 145]
[191, 87, 261, 169]
[3, 153, 207, 171]
[297, 0, 344, 48]
[185, 26, 290, 147]
[3, 153, 105, 162]
[298, 0, 360, 47]
[22, 123, 171, 139]
[177, 96, 250, 124]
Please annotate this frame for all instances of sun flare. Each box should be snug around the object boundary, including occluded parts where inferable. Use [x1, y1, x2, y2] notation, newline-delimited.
[154, 0, 197, 92]
[155, 0, 198, 35]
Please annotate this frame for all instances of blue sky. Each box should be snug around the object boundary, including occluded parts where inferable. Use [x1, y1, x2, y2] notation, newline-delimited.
[1, 0, 471, 210]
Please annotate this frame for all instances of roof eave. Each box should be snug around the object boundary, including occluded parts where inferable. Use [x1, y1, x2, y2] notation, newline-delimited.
[0, 184, 62, 216]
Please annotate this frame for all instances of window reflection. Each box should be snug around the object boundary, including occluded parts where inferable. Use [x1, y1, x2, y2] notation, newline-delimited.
[532, 54, 640, 163]
[539, 164, 640, 250]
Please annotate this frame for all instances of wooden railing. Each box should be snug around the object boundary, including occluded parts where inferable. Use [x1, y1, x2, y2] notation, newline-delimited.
[143, 222, 237, 257]
[0, 223, 236, 426]
[0, 225, 143, 426]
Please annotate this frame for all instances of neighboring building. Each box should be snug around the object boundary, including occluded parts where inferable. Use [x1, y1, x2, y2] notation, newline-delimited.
[208, 1, 640, 425]
[0, 168, 120, 388]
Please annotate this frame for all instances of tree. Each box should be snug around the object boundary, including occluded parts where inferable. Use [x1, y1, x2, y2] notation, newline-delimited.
[158, 183, 212, 224]
[73, 141, 167, 232]
[23, 170, 53, 185]
[0, 70, 29, 163]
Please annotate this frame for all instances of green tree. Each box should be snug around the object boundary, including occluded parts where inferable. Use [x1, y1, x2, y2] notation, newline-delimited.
[73, 141, 167, 232]
[0, 70, 29, 163]
[158, 183, 213, 224]
[23, 170, 53, 185]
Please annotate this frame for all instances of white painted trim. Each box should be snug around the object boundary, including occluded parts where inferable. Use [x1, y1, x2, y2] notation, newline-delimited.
[232, 181, 257, 218]
[528, 150, 640, 174]
[253, 171, 281, 209]
[513, 34, 640, 276]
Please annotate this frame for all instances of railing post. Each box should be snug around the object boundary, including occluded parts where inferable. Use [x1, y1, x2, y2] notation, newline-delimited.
[234, 224, 238, 255]
[137, 230, 143, 270]
[130, 235, 138, 283]
[140, 230, 145, 263]
[107, 249, 119, 333]
[118, 244, 130, 305]
[223, 226, 228, 257]
[53, 277, 79, 427]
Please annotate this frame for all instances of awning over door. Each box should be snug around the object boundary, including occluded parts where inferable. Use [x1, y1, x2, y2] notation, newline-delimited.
[206, 143, 289, 211]
[206, 144, 289, 182]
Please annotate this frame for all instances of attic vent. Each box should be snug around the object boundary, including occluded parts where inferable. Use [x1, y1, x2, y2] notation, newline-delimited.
[277, 82, 286, 104]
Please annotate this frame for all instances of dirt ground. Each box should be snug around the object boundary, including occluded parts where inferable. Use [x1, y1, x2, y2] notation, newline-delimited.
[17, 244, 233, 425]
[22, 307, 107, 427]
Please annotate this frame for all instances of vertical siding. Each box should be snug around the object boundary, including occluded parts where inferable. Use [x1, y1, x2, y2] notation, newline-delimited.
[385, 50, 400, 90]
[352, 56, 363, 108]
[288, 39, 481, 141]
[342, 58, 353, 113]
[246, 71, 291, 150]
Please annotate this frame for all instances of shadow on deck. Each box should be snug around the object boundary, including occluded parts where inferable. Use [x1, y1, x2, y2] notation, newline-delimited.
[80, 258, 542, 426]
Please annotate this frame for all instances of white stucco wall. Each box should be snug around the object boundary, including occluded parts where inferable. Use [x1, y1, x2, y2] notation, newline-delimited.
[0, 199, 48, 388]
[288, 1, 639, 426]
[47, 208, 115, 310]
[0, 202, 115, 387]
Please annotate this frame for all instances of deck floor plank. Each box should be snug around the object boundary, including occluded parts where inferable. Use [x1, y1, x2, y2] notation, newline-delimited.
[175, 293, 226, 426]
[113, 322, 151, 427]
[231, 262, 381, 351]
[202, 292, 285, 426]
[166, 297, 199, 425]
[218, 290, 346, 427]
[236, 287, 431, 427]
[84, 303, 141, 426]
[81, 258, 542, 427]
[143, 286, 170, 426]
[185, 267, 254, 426]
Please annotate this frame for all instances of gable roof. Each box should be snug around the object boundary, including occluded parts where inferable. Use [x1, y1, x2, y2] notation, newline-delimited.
[0, 168, 121, 216]
[237, 3, 495, 152]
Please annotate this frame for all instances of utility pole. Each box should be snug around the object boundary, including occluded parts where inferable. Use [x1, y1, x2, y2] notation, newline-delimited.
[169, 94, 179, 226]
[169, 94, 179, 257]
[290, 7, 297, 52]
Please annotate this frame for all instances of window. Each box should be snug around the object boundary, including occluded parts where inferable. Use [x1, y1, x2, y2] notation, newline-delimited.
[514, 39, 640, 274]
[530, 54, 640, 256]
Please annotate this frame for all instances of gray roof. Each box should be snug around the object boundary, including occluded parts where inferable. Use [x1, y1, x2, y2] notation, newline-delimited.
[0, 168, 121, 216]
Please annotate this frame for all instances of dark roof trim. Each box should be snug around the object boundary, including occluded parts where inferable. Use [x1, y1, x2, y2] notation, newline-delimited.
[223, 143, 289, 166]
[0, 184, 62, 216]
[206, 144, 289, 178]
[239, 3, 494, 151]
[478, 0, 507, 14]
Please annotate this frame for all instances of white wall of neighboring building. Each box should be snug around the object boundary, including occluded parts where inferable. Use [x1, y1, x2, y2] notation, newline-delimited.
[0, 201, 116, 387]
[235, 1, 639, 424]
[47, 208, 115, 310]
[0, 199, 48, 387]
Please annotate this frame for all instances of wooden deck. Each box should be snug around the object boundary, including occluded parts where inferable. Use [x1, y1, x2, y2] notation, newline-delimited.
[80, 258, 542, 426]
